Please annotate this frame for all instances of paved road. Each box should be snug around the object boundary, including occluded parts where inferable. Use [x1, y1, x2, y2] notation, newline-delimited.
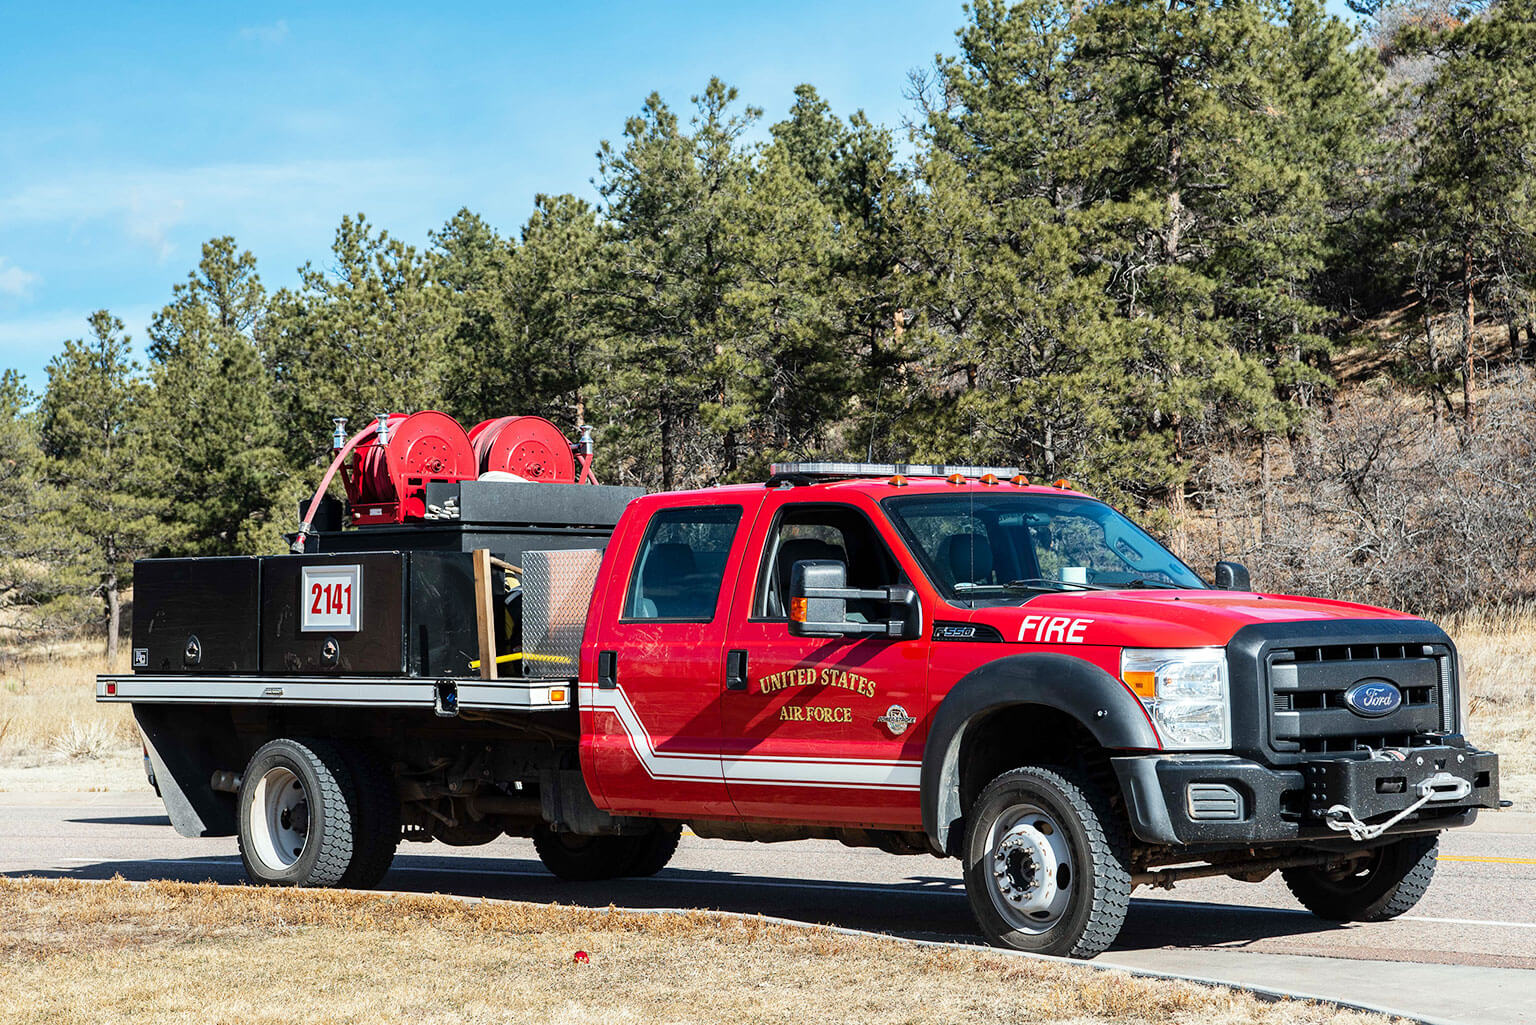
[3, 793, 1532, 1024]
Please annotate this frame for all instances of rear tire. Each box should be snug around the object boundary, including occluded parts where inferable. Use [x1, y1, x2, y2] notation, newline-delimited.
[962, 765, 1132, 958]
[237, 738, 357, 887]
[1282, 834, 1439, 922]
[624, 823, 683, 877]
[532, 825, 640, 882]
[337, 745, 399, 889]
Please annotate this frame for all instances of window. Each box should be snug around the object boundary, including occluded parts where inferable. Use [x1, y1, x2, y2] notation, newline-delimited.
[755, 504, 899, 620]
[883, 493, 1205, 606]
[624, 505, 742, 621]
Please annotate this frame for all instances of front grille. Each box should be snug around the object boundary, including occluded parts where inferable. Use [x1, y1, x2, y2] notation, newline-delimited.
[1266, 642, 1455, 754]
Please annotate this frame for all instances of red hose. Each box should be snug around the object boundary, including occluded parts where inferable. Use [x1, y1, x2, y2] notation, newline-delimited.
[290, 421, 380, 553]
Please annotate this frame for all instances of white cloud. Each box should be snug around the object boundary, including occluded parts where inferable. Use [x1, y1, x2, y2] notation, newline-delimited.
[240, 20, 289, 44]
[0, 158, 441, 261]
[0, 259, 39, 298]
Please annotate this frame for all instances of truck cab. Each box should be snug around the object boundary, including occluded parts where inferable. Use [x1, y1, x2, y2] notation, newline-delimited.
[577, 463, 1500, 956]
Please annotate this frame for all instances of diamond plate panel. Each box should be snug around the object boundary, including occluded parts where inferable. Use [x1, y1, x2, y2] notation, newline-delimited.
[521, 549, 602, 679]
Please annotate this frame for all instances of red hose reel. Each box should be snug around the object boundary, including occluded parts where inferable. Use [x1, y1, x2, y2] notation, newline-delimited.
[468, 415, 576, 483]
[342, 411, 478, 525]
[327, 411, 594, 529]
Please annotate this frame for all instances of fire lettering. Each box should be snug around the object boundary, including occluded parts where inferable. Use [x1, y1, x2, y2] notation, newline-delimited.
[1017, 616, 1094, 644]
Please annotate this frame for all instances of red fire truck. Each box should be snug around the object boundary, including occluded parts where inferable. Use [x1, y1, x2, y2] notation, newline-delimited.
[100, 412, 1501, 957]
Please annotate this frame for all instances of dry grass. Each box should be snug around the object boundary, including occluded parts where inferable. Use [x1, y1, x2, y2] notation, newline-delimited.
[0, 876, 1399, 1025]
[0, 646, 137, 769]
[1442, 608, 1536, 806]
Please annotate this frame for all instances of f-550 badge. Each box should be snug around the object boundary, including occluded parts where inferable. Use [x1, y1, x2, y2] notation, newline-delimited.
[876, 704, 917, 736]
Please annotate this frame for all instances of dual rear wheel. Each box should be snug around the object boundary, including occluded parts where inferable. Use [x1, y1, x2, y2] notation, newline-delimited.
[236, 738, 399, 889]
[236, 737, 681, 889]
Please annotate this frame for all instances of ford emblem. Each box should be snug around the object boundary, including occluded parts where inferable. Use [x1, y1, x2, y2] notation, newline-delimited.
[1344, 679, 1403, 718]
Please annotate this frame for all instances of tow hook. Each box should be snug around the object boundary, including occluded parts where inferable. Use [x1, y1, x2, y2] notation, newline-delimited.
[1325, 771, 1473, 842]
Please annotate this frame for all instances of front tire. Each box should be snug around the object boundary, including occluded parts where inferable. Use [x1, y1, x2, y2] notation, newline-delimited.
[237, 738, 357, 887]
[1282, 834, 1439, 922]
[962, 765, 1132, 958]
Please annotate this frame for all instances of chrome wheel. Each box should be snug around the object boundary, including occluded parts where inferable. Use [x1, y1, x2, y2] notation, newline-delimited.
[249, 766, 310, 871]
[985, 801, 1075, 933]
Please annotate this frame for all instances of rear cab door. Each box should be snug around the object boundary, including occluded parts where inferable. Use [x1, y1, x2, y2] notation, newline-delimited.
[719, 487, 932, 826]
[580, 490, 765, 819]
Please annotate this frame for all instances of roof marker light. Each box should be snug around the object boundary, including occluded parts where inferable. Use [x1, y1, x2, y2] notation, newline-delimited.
[1011, 474, 1030, 486]
[889, 474, 908, 487]
[1053, 478, 1072, 490]
[947, 473, 966, 485]
[979, 472, 999, 485]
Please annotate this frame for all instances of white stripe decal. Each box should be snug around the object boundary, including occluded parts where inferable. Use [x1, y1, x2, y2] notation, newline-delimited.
[582, 684, 921, 791]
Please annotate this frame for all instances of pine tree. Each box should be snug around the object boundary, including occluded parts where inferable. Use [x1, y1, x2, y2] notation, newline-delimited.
[906, 0, 1134, 486]
[0, 370, 45, 619]
[37, 313, 174, 659]
[433, 200, 599, 431]
[264, 215, 453, 467]
[1396, 0, 1536, 425]
[146, 238, 287, 553]
[592, 79, 759, 489]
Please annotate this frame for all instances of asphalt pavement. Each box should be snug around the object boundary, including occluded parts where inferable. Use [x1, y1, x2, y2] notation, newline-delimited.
[2, 793, 1532, 1025]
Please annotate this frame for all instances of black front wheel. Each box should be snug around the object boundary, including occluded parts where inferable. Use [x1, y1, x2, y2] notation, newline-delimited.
[1282, 834, 1439, 922]
[961, 765, 1132, 958]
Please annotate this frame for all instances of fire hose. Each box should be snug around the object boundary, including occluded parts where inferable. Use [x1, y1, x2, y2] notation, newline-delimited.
[290, 419, 380, 554]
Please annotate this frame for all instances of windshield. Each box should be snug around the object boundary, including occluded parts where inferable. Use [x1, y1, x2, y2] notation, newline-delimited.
[882, 492, 1206, 606]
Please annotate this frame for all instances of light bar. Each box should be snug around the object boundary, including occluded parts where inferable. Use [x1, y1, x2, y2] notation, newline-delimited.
[769, 461, 1022, 480]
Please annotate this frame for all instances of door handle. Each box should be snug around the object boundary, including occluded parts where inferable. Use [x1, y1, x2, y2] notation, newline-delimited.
[726, 649, 748, 691]
[598, 650, 618, 690]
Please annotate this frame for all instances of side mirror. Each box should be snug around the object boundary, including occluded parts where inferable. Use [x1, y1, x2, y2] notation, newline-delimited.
[1214, 560, 1251, 591]
[788, 560, 921, 640]
[788, 560, 849, 636]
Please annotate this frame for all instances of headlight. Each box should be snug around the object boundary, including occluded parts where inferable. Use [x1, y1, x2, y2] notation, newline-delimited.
[1120, 648, 1231, 750]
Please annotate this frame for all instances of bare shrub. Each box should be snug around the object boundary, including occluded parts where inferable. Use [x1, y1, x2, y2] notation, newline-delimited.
[50, 720, 119, 761]
[1209, 366, 1536, 613]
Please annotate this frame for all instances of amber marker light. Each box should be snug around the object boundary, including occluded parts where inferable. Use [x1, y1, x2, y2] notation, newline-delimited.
[1121, 670, 1157, 699]
[1053, 478, 1072, 489]
[1010, 473, 1030, 486]
[549, 688, 567, 704]
[947, 473, 966, 484]
[888, 474, 908, 487]
[790, 597, 809, 623]
[979, 473, 1000, 485]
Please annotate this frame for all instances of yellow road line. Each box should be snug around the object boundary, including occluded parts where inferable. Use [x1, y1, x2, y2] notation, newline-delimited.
[1438, 854, 1536, 865]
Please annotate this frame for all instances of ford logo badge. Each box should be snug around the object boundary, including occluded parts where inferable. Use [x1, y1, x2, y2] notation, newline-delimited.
[1344, 679, 1403, 718]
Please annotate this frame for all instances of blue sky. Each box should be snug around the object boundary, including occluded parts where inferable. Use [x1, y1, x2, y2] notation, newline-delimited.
[0, 1, 1361, 392]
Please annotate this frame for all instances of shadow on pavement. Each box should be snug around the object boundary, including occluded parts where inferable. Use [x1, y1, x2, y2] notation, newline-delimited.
[67, 816, 173, 827]
[6, 850, 1341, 952]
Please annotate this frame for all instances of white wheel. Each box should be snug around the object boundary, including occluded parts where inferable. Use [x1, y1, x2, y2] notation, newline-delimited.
[236, 738, 357, 887]
[985, 802, 1075, 933]
[247, 767, 311, 872]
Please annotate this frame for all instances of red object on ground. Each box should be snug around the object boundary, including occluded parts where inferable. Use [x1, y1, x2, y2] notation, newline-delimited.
[468, 415, 577, 483]
[342, 411, 477, 525]
[572, 950, 589, 964]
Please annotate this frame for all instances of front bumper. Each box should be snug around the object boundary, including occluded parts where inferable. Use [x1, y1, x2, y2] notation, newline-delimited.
[1112, 744, 1500, 847]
